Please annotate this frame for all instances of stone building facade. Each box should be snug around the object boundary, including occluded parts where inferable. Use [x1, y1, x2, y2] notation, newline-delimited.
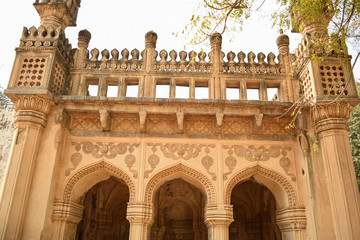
[0, 1, 360, 240]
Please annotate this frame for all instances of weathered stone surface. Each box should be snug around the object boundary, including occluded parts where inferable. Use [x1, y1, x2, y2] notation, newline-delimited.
[0, 105, 14, 187]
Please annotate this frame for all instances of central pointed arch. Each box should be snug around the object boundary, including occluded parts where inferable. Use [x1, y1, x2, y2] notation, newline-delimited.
[225, 165, 297, 209]
[145, 163, 216, 204]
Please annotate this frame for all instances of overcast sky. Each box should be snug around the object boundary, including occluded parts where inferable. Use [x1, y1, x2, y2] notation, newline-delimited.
[0, 0, 359, 90]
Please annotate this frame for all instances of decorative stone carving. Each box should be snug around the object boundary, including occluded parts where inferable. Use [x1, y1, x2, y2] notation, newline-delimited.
[223, 156, 237, 180]
[71, 142, 139, 159]
[253, 113, 263, 133]
[276, 208, 307, 231]
[99, 109, 111, 131]
[55, 107, 70, 128]
[147, 143, 215, 161]
[111, 115, 139, 132]
[52, 200, 84, 223]
[184, 116, 215, 135]
[225, 165, 297, 208]
[12, 96, 53, 128]
[14, 95, 52, 115]
[223, 145, 295, 180]
[147, 115, 175, 134]
[222, 116, 252, 135]
[201, 146, 216, 180]
[258, 116, 292, 135]
[313, 103, 352, 138]
[176, 111, 184, 133]
[215, 112, 224, 133]
[70, 114, 101, 131]
[144, 145, 160, 178]
[125, 153, 138, 179]
[139, 110, 147, 132]
[145, 163, 216, 204]
[66, 142, 140, 177]
[65, 152, 82, 176]
[63, 161, 136, 202]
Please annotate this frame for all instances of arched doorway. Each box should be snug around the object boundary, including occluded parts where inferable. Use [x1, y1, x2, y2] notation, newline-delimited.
[76, 177, 130, 240]
[229, 181, 281, 240]
[151, 178, 208, 240]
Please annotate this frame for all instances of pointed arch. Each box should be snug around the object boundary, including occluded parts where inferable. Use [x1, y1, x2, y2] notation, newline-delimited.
[145, 163, 216, 204]
[63, 160, 136, 203]
[225, 165, 297, 209]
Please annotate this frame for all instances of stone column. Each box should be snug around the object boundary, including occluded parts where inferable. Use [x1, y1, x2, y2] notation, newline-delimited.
[276, 208, 307, 240]
[0, 96, 53, 239]
[126, 203, 153, 240]
[52, 200, 84, 240]
[143, 31, 157, 98]
[276, 32, 292, 102]
[205, 204, 233, 240]
[314, 103, 360, 239]
[210, 32, 222, 100]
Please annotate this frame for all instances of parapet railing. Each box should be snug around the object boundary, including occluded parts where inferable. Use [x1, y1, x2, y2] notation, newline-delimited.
[9, 28, 296, 103]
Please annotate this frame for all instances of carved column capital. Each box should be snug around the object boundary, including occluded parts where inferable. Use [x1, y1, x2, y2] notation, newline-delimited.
[52, 200, 84, 224]
[14, 96, 54, 128]
[204, 204, 234, 227]
[276, 208, 307, 232]
[313, 103, 352, 137]
[126, 202, 153, 225]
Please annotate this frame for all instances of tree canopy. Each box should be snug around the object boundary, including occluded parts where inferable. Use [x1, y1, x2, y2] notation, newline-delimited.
[182, 0, 360, 62]
[348, 80, 360, 190]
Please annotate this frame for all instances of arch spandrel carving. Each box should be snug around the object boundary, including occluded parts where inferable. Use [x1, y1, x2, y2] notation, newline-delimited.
[225, 164, 297, 209]
[63, 160, 136, 203]
[145, 163, 216, 204]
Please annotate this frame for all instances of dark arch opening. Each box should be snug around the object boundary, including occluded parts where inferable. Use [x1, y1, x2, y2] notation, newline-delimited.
[151, 178, 208, 240]
[229, 180, 281, 240]
[76, 177, 130, 240]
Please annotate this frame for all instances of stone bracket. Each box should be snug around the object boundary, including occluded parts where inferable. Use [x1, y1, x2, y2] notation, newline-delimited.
[55, 107, 70, 129]
[215, 113, 224, 133]
[176, 111, 184, 133]
[99, 109, 111, 131]
[253, 113, 263, 134]
[139, 110, 147, 133]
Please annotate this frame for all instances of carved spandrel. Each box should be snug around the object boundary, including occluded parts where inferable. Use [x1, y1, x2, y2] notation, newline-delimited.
[66, 142, 140, 177]
[222, 145, 295, 181]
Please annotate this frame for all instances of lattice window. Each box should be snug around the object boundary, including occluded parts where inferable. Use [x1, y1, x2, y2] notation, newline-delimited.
[302, 69, 314, 101]
[319, 65, 347, 95]
[17, 57, 46, 87]
[50, 63, 66, 95]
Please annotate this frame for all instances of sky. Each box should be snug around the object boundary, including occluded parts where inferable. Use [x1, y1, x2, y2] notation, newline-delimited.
[0, 0, 359, 91]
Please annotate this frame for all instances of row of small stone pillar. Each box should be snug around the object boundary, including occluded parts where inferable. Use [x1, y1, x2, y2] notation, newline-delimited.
[73, 29, 293, 100]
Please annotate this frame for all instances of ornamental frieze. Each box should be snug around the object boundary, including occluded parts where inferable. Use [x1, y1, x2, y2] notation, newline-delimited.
[223, 145, 295, 181]
[65, 142, 140, 178]
[145, 143, 216, 180]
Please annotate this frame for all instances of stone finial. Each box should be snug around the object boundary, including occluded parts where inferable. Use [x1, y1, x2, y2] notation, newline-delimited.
[145, 31, 158, 48]
[78, 29, 91, 48]
[34, 0, 81, 30]
[276, 31, 290, 55]
[210, 32, 222, 47]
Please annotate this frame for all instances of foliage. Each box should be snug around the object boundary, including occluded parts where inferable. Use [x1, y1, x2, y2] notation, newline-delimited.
[181, 0, 360, 53]
[0, 89, 10, 104]
[348, 80, 360, 190]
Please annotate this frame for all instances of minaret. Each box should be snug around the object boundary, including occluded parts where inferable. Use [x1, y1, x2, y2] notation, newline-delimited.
[292, 3, 360, 239]
[0, 1, 80, 238]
